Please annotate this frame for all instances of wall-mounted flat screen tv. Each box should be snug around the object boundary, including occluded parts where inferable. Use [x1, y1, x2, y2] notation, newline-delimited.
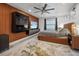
[15, 14, 27, 25]
[12, 12, 29, 33]
[30, 21, 38, 29]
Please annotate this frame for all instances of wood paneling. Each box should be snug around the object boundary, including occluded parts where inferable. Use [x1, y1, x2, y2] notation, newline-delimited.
[0, 3, 38, 42]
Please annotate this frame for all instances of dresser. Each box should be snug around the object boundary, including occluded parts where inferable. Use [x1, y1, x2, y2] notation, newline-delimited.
[71, 36, 79, 49]
[64, 23, 76, 35]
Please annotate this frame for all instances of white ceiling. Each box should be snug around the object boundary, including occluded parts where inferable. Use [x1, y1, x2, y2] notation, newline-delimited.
[8, 3, 75, 18]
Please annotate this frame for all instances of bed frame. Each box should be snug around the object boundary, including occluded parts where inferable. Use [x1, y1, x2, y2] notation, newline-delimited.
[38, 35, 68, 45]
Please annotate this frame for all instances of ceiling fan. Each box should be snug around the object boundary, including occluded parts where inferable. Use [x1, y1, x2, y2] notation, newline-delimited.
[33, 4, 55, 14]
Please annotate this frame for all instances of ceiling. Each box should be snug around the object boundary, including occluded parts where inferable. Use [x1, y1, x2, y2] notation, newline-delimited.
[8, 3, 75, 18]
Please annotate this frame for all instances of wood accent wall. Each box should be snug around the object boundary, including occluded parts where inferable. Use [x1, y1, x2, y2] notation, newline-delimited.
[0, 3, 38, 42]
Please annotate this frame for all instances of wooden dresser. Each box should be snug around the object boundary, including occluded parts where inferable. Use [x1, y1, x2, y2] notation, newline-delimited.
[64, 23, 76, 35]
[71, 36, 79, 49]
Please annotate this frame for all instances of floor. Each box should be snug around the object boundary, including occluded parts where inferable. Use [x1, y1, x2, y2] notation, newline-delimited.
[0, 34, 79, 56]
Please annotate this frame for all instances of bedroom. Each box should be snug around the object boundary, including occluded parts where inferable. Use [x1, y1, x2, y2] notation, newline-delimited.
[0, 3, 79, 56]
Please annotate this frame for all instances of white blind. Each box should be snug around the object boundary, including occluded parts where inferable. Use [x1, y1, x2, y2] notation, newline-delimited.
[46, 18, 55, 30]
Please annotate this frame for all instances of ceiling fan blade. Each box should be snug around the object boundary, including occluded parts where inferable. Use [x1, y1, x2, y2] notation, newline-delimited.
[45, 8, 55, 11]
[43, 4, 48, 10]
[41, 11, 50, 14]
[34, 7, 41, 10]
[46, 12, 50, 14]
[34, 11, 41, 13]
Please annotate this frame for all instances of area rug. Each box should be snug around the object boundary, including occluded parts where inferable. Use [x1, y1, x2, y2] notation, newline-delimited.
[19, 41, 76, 56]
[0, 38, 79, 56]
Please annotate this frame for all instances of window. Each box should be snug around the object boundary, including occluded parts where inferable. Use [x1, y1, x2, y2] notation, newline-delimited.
[44, 18, 58, 31]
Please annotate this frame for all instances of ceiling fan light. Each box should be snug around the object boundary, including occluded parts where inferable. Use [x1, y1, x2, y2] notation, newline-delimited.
[28, 9, 32, 12]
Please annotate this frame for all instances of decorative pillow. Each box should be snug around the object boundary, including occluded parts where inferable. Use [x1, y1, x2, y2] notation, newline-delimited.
[59, 28, 71, 36]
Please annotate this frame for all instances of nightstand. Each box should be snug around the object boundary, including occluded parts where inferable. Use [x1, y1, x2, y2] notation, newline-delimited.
[71, 36, 79, 49]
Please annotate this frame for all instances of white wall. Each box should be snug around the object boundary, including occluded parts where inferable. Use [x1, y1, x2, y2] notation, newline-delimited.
[39, 18, 44, 31]
[73, 4, 79, 25]
[58, 4, 79, 26]
[57, 15, 75, 28]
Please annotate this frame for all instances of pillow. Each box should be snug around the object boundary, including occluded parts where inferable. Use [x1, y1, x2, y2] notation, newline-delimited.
[59, 28, 71, 36]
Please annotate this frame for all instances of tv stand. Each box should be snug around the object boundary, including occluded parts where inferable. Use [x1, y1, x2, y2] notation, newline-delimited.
[26, 29, 40, 35]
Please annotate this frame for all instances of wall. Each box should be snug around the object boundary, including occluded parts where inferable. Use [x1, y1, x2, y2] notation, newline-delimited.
[73, 4, 79, 24]
[0, 3, 38, 42]
[57, 15, 73, 28]
[39, 18, 45, 31]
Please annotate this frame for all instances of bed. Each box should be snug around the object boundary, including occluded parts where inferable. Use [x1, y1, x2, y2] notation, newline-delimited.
[38, 31, 69, 45]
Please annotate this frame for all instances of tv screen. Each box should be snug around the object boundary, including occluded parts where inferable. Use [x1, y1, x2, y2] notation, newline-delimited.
[31, 21, 37, 29]
[15, 13, 28, 25]
[12, 12, 29, 33]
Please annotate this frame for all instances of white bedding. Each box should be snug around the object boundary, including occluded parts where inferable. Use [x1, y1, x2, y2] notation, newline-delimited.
[40, 30, 59, 34]
[39, 30, 66, 37]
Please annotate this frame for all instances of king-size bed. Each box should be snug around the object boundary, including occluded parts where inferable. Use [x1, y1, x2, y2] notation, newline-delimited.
[38, 30, 72, 45]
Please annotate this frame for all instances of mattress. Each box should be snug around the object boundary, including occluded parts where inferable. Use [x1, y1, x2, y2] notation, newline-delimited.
[39, 31, 66, 37]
